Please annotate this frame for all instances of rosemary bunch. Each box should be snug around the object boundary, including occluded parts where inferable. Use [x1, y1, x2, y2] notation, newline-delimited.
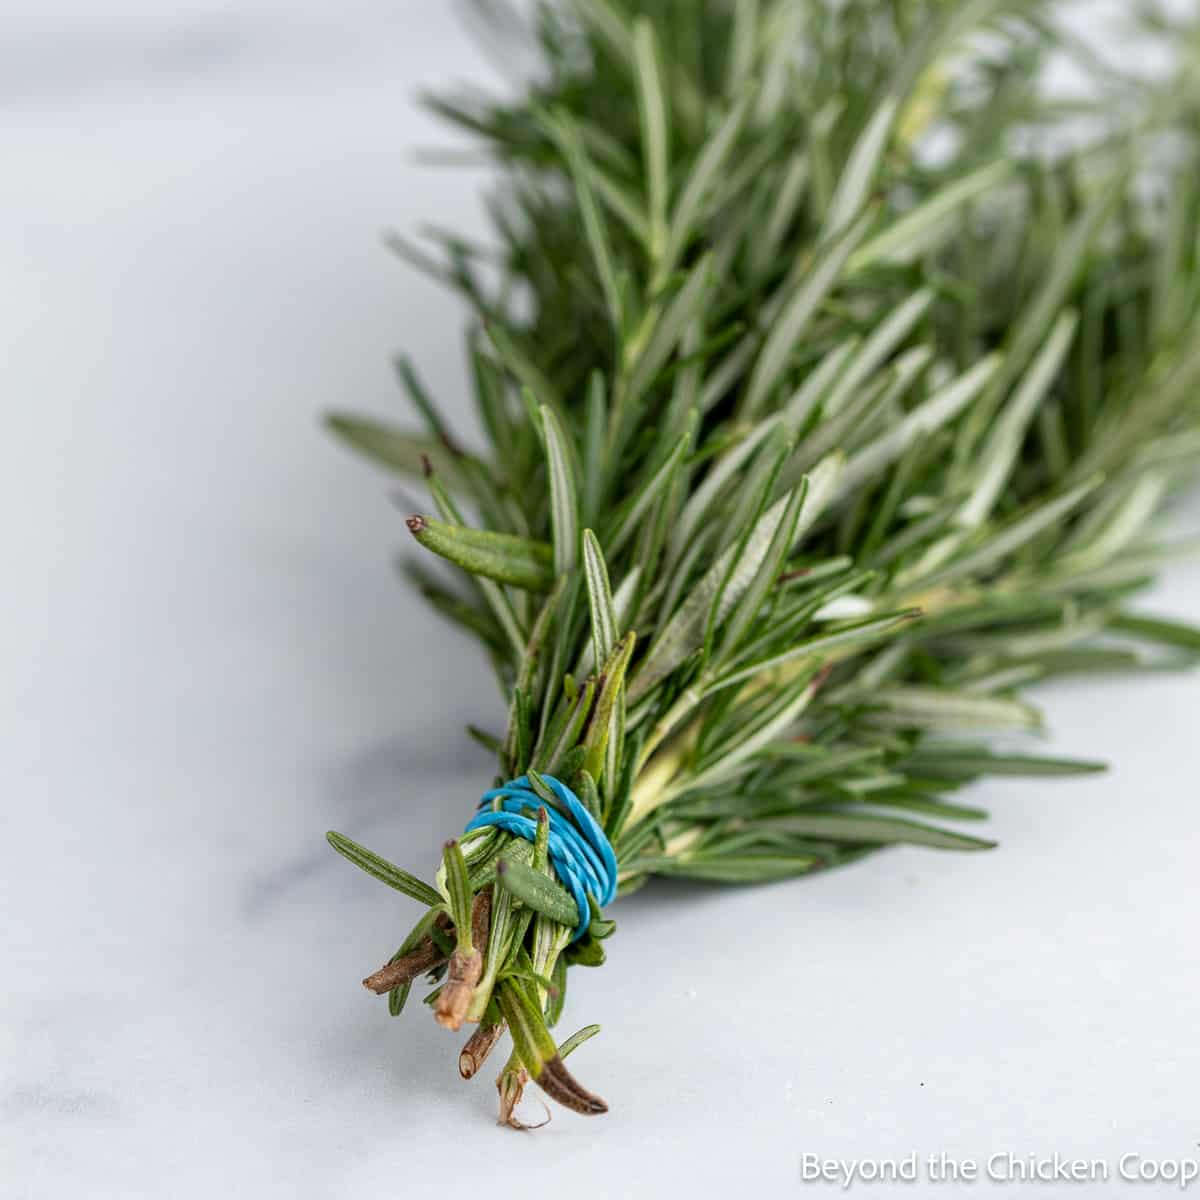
[326, 0, 1200, 1125]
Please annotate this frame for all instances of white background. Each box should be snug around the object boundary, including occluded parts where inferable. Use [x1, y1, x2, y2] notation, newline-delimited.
[3, 3, 1198, 1196]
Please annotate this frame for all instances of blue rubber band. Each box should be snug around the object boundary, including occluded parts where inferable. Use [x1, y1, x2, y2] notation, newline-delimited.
[464, 774, 616, 941]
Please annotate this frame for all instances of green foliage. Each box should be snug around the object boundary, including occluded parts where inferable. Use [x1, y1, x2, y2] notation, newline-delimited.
[327, 0, 1200, 1120]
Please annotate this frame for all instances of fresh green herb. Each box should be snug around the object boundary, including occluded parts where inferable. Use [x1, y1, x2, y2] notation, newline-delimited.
[327, 0, 1200, 1126]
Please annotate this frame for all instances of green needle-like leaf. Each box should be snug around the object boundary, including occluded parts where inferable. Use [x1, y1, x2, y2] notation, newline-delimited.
[541, 111, 625, 334]
[743, 211, 873, 417]
[758, 812, 997, 851]
[325, 414, 474, 487]
[409, 514, 555, 592]
[441, 839, 474, 949]
[582, 529, 619, 668]
[542, 405, 580, 576]
[632, 17, 670, 260]
[847, 159, 1015, 273]
[824, 94, 899, 235]
[496, 859, 580, 928]
[326, 832, 442, 907]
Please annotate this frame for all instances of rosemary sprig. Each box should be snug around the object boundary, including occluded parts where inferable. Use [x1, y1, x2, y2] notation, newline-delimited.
[326, 0, 1200, 1125]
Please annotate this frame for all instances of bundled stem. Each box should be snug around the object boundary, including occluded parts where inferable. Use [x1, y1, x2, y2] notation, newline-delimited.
[327, 0, 1200, 1125]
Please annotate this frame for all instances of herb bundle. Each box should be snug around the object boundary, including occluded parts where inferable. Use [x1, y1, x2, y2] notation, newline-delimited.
[326, 0, 1200, 1126]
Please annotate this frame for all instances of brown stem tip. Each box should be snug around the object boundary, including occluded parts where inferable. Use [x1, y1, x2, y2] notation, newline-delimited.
[435, 891, 491, 1031]
[362, 940, 445, 994]
[362, 912, 453, 995]
[434, 949, 482, 1030]
[459, 1023, 505, 1079]
[406, 515, 426, 535]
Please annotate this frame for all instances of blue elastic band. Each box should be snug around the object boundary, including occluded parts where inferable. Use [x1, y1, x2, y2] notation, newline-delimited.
[464, 774, 617, 941]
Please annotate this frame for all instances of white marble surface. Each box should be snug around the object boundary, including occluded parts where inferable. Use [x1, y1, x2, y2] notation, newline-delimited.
[3, 4, 1199, 1197]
